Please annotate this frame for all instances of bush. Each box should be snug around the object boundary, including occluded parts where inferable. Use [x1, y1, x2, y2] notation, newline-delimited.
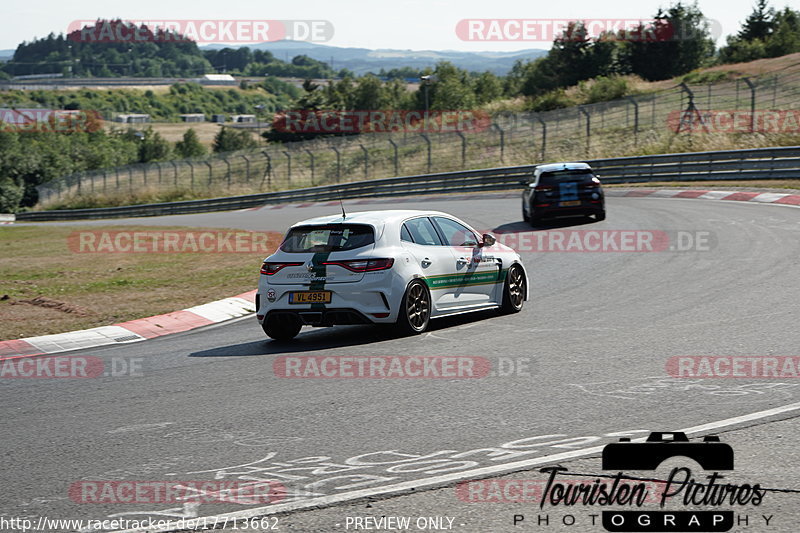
[213, 127, 258, 153]
[175, 129, 206, 158]
[526, 90, 576, 112]
[578, 76, 630, 104]
[0, 177, 24, 213]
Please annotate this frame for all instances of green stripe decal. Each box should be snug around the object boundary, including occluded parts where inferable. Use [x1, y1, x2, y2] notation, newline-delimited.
[309, 251, 331, 309]
[424, 269, 507, 290]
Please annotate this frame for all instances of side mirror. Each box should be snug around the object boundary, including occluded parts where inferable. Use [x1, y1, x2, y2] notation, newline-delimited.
[481, 233, 496, 247]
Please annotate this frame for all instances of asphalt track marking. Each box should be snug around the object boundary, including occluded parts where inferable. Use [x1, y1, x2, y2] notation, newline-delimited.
[117, 401, 800, 532]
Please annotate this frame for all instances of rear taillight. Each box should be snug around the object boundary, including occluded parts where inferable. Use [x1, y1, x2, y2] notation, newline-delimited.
[322, 258, 394, 272]
[260, 262, 303, 275]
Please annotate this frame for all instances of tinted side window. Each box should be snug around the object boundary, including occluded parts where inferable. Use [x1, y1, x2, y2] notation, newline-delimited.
[403, 218, 442, 246]
[432, 217, 478, 247]
[400, 224, 414, 243]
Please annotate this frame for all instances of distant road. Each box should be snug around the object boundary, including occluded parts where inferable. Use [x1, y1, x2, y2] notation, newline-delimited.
[0, 76, 421, 91]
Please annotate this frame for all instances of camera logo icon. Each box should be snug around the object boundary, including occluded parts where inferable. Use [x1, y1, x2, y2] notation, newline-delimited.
[602, 431, 734, 471]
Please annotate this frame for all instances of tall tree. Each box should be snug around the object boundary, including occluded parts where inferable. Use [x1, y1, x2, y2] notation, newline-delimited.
[738, 0, 775, 41]
[625, 3, 715, 80]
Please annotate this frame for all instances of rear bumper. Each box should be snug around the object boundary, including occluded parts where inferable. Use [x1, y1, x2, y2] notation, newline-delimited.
[263, 308, 374, 326]
[256, 273, 402, 326]
[532, 200, 604, 219]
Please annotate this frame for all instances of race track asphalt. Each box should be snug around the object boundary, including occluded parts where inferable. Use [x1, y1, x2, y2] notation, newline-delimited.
[2, 194, 799, 532]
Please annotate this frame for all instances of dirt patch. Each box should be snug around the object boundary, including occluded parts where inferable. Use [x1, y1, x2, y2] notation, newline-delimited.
[13, 296, 92, 317]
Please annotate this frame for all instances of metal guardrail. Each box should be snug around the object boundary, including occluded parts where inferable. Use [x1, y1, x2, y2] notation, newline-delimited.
[17, 145, 800, 221]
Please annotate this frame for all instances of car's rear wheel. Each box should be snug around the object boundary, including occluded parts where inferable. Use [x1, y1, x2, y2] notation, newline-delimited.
[522, 200, 531, 223]
[396, 280, 431, 334]
[595, 210, 606, 221]
[263, 314, 302, 340]
[500, 264, 525, 314]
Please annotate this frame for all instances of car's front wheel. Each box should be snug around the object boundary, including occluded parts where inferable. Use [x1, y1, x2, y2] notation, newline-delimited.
[396, 280, 431, 335]
[500, 264, 525, 314]
[263, 314, 303, 340]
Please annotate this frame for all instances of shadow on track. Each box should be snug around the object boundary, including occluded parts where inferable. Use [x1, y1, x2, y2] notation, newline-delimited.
[493, 216, 598, 234]
[188, 309, 500, 358]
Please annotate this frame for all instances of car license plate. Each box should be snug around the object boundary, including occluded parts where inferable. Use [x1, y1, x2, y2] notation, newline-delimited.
[289, 291, 332, 304]
[560, 200, 581, 207]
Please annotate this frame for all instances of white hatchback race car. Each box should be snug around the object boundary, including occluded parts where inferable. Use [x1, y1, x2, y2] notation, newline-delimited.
[256, 210, 528, 340]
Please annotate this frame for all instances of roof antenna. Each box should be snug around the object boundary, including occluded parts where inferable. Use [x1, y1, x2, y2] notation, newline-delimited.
[337, 189, 346, 219]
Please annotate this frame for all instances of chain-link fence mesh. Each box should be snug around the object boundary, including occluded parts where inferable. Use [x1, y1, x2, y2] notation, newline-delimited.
[37, 71, 800, 208]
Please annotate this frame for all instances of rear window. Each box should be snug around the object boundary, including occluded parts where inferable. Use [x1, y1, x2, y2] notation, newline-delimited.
[280, 224, 375, 253]
[539, 169, 595, 185]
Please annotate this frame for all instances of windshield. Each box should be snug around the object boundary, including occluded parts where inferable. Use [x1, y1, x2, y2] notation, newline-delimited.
[280, 224, 375, 253]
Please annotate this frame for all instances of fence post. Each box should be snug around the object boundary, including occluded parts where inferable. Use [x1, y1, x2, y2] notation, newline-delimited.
[115, 168, 120, 190]
[242, 155, 251, 182]
[171, 161, 178, 188]
[187, 161, 195, 191]
[261, 151, 272, 189]
[455, 131, 466, 167]
[77, 173, 82, 196]
[157, 162, 162, 185]
[677, 82, 706, 134]
[305, 149, 315, 185]
[535, 116, 546, 161]
[143, 164, 147, 187]
[128, 167, 133, 194]
[103, 170, 107, 193]
[743, 77, 756, 133]
[284, 151, 291, 182]
[626, 96, 639, 145]
[359, 144, 368, 179]
[578, 107, 590, 155]
[223, 156, 231, 187]
[388, 138, 399, 176]
[420, 134, 431, 174]
[331, 146, 341, 181]
[205, 160, 213, 186]
[491, 124, 505, 163]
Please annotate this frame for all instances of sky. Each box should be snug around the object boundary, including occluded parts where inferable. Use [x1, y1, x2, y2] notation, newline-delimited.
[2, 0, 770, 51]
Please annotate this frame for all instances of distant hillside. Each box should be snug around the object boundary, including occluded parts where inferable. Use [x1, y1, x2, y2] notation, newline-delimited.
[201, 41, 547, 75]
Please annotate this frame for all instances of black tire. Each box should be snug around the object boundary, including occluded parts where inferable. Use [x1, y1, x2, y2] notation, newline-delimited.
[522, 200, 531, 223]
[262, 314, 302, 340]
[500, 264, 526, 314]
[396, 280, 431, 335]
[595, 210, 606, 221]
